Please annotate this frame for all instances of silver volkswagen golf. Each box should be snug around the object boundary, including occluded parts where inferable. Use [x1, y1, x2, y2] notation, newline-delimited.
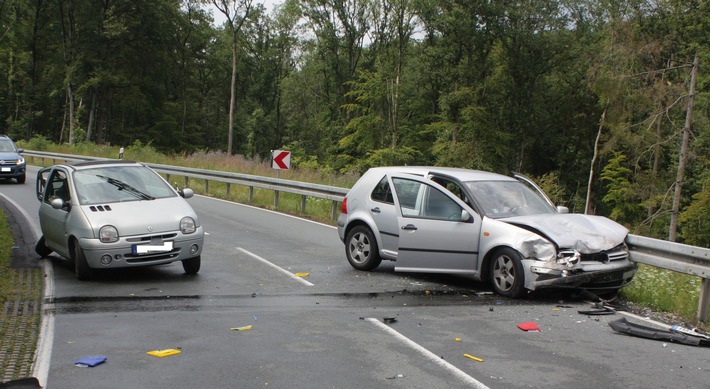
[337, 167, 637, 298]
[35, 160, 204, 280]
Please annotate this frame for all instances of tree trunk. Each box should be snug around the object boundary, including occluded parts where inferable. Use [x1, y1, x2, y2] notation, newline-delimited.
[669, 53, 698, 242]
[585, 107, 606, 215]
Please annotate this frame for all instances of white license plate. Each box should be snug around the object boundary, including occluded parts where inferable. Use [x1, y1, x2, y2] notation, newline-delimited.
[132, 241, 173, 255]
[1, 167, 10, 172]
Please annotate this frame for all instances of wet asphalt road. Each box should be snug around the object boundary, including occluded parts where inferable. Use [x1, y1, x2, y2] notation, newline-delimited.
[1, 166, 708, 389]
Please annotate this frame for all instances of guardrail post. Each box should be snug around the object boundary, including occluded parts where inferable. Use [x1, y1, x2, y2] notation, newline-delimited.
[184, 176, 188, 188]
[248, 186, 254, 204]
[699, 279, 710, 322]
[331, 201, 338, 220]
[274, 191, 279, 208]
[205, 179, 209, 193]
[301, 195, 307, 214]
[226, 183, 231, 196]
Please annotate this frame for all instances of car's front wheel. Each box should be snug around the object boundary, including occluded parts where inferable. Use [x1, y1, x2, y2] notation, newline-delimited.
[73, 241, 94, 281]
[16, 174, 26, 184]
[35, 236, 52, 257]
[489, 248, 525, 298]
[182, 256, 201, 274]
[345, 225, 382, 271]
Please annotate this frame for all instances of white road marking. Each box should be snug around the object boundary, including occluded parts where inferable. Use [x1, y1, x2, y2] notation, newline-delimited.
[365, 318, 490, 389]
[237, 247, 314, 286]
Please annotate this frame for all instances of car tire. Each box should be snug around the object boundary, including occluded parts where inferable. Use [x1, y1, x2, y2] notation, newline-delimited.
[182, 256, 201, 274]
[73, 241, 94, 281]
[16, 174, 26, 184]
[345, 225, 382, 271]
[35, 236, 52, 257]
[489, 248, 525, 298]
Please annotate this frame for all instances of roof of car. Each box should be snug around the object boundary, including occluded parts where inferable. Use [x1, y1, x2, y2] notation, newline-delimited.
[366, 166, 516, 182]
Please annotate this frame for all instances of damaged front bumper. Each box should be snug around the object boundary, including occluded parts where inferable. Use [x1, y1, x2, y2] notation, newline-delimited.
[530, 262, 638, 290]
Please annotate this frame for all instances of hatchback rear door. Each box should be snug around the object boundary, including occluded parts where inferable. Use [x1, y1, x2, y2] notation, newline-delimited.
[390, 174, 482, 275]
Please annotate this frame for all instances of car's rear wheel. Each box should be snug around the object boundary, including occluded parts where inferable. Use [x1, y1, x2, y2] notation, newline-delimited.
[73, 241, 94, 281]
[182, 256, 201, 274]
[35, 236, 52, 257]
[345, 225, 382, 271]
[490, 248, 525, 298]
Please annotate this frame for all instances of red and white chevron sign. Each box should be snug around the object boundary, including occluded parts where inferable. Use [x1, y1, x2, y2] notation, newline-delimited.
[271, 150, 291, 170]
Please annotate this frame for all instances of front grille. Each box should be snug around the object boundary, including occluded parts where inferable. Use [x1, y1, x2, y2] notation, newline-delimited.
[580, 244, 629, 263]
[126, 233, 178, 243]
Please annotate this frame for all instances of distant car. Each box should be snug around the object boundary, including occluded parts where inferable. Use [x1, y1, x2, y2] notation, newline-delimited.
[0, 135, 26, 183]
[337, 166, 637, 298]
[35, 159, 204, 280]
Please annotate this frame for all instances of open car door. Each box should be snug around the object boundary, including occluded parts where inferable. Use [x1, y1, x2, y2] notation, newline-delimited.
[389, 174, 482, 275]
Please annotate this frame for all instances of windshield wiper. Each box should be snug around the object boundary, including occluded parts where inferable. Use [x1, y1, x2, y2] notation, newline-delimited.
[96, 175, 155, 200]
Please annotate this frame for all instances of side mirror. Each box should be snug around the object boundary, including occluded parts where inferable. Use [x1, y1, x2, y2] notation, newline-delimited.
[50, 198, 65, 210]
[179, 188, 194, 199]
[557, 206, 569, 214]
[17, 148, 24, 153]
[461, 210, 473, 222]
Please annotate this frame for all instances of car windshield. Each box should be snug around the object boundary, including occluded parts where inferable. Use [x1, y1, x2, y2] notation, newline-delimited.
[0, 139, 17, 152]
[465, 180, 557, 219]
[73, 165, 176, 204]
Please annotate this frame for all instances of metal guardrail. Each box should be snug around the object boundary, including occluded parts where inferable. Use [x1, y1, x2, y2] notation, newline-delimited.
[22, 150, 349, 220]
[22, 150, 710, 321]
[626, 234, 710, 321]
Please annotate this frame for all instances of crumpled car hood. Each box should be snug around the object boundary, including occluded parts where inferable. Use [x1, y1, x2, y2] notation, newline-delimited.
[503, 213, 628, 253]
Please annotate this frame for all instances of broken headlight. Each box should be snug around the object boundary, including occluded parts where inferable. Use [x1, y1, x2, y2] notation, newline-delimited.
[557, 249, 581, 268]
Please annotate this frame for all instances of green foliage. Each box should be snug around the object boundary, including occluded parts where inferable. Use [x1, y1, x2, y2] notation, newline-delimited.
[679, 169, 710, 247]
[621, 265, 701, 320]
[600, 152, 644, 225]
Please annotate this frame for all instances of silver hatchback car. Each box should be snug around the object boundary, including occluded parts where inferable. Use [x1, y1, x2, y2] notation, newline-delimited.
[337, 167, 637, 298]
[35, 160, 204, 280]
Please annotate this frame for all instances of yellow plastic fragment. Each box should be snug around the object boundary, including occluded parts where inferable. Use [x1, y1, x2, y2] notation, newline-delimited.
[455, 338, 461, 342]
[147, 349, 181, 358]
[230, 325, 253, 331]
[294, 272, 310, 277]
[464, 353, 484, 362]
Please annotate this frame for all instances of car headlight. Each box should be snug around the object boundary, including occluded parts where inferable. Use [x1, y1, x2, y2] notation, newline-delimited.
[557, 249, 581, 268]
[99, 225, 119, 243]
[16, 157, 25, 165]
[180, 217, 196, 234]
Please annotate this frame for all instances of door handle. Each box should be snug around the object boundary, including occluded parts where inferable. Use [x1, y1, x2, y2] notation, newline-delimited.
[401, 224, 417, 231]
[371, 207, 381, 214]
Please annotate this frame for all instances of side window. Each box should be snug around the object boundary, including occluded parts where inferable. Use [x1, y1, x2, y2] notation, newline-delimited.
[431, 177, 471, 207]
[393, 178, 462, 220]
[44, 170, 70, 206]
[370, 176, 394, 204]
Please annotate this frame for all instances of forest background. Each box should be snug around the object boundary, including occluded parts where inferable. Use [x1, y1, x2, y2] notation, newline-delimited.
[1, 0, 710, 247]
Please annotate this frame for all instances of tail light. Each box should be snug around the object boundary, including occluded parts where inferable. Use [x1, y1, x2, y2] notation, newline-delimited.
[341, 197, 348, 214]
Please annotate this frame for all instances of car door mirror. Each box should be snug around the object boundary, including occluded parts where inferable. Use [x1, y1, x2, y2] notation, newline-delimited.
[178, 188, 194, 199]
[50, 198, 65, 210]
[557, 206, 569, 214]
[461, 210, 473, 222]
